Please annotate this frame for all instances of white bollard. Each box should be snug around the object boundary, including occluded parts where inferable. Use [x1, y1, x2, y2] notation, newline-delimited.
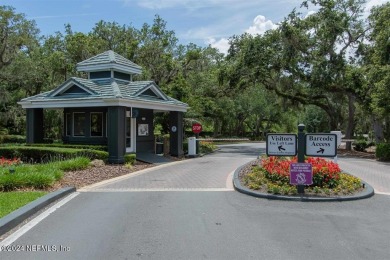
[188, 137, 197, 156]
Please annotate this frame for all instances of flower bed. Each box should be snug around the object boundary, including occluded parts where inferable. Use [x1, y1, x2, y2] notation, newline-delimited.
[0, 157, 22, 167]
[242, 156, 362, 196]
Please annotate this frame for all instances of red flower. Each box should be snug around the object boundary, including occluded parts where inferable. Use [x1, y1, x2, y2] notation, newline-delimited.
[261, 156, 341, 187]
[0, 157, 21, 167]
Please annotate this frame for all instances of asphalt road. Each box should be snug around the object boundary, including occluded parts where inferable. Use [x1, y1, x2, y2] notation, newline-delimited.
[336, 157, 390, 194]
[1, 143, 389, 260]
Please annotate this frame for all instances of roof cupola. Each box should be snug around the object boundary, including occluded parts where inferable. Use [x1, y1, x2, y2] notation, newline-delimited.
[76, 50, 142, 81]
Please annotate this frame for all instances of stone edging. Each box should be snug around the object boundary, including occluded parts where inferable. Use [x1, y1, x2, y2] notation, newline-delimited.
[0, 187, 76, 236]
[233, 161, 375, 202]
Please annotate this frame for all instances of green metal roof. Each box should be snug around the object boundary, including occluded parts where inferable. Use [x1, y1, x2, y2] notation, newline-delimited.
[19, 51, 188, 112]
[76, 50, 142, 74]
[20, 77, 188, 109]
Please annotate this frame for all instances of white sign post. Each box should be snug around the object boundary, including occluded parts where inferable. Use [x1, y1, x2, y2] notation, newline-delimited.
[305, 134, 337, 157]
[266, 134, 297, 156]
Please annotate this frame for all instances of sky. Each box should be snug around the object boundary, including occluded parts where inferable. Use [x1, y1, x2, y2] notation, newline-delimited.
[2, 0, 388, 54]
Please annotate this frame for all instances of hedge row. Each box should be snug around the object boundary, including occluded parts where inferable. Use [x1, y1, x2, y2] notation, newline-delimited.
[376, 143, 390, 161]
[25, 143, 108, 151]
[0, 146, 108, 163]
[0, 135, 25, 144]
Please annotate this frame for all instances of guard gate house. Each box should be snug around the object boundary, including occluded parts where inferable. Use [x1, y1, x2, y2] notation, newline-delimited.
[18, 50, 188, 163]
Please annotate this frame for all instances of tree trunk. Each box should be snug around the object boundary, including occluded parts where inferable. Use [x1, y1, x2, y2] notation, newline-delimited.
[213, 119, 220, 137]
[345, 93, 356, 151]
[372, 116, 384, 143]
[325, 107, 339, 131]
[255, 116, 261, 138]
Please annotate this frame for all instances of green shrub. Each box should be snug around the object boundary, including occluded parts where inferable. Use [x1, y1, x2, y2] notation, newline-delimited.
[199, 141, 217, 154]
[353, 139, 374, 152]
[0, 146, 108, 163]
[53, 157, 91, 172]
[25, 173, 55, 189]
[183, 141, 188, 153]
[376, 143, 390, 161]
[25, 143, 107, 151]
[124, 153, 136, 165]
[0, 128, 9, 135]
[53, 170, 64, 181]
[0, 174, 25, 191]
[0, 157, 91, 191]
[0, 135, 26, 144]
[353, 140, 369, 152]
[77, 149, 108, 161]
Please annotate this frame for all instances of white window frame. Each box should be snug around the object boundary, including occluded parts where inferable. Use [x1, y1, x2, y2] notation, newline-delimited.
[125, 115, 136, 153]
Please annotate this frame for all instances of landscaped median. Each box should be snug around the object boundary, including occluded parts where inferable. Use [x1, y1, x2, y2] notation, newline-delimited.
[233, 156, 374, 202]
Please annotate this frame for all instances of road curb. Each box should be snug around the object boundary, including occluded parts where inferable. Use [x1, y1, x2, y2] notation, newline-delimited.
[0, 186, 76, 236]
[233, 161, 375, 202]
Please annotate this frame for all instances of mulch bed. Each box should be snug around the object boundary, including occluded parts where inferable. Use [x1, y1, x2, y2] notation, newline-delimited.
[47, 161, 154, 192]
[336, 149, 376, 159]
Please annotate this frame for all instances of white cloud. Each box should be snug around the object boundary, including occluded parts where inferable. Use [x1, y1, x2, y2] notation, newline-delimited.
[305, 10, 317, 18]
[124, 0, 388, 55]
[207, 38, 230, 55]
[245, 15, 278, 35]
[207, 15, 277, 54]
[365, 0, 388, 10]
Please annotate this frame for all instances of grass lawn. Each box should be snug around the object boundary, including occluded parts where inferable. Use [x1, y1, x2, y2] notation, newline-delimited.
[0, 191, 47, 218]
[0, 157, 92, 218]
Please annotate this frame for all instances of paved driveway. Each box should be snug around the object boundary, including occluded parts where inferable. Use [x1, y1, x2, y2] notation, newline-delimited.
[336, 158, 390, 194]
[1, 142, 389, 260]
[81, 143, 264, 192]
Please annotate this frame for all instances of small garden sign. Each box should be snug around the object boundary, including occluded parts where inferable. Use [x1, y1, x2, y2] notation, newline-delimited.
[290, 163, 313, 185]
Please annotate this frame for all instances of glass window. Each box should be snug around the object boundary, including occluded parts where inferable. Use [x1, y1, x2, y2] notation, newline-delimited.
[65, 113, 71, 136]
[91, 112, 103, 137]
[73, 112, 85, 136]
